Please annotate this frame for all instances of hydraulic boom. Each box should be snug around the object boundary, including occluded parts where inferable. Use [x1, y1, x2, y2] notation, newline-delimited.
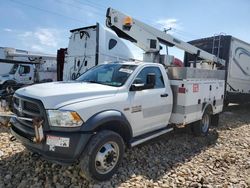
[106, 8, 224, 66]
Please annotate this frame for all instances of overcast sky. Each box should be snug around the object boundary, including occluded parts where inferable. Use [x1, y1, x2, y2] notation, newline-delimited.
[0, 0, 249, 60]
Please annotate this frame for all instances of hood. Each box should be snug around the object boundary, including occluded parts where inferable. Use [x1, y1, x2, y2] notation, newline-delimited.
[15, 82, 119, 109]
[0, 74, 11, 77]
[0, 74, 13, 83]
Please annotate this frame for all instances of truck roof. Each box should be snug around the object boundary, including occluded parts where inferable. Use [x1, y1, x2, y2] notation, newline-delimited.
[110, 61, 160, 66]
[70, 24, 97, 33]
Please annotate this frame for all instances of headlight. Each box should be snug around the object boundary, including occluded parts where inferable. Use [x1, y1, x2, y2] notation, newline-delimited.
[47, 110, 83, 127]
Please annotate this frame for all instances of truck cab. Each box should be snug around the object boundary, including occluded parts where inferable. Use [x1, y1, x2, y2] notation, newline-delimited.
[62, 23, 134, 81]
[0, 64, 34, 90]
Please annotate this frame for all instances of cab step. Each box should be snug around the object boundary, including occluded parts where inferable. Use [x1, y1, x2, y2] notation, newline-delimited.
[130, 127, 173, 147]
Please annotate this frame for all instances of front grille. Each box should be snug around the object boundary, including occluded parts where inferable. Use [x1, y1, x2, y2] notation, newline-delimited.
[14, 97, 19, 106]
[13, 95, 46, 137]
[23, 101, 40, 114]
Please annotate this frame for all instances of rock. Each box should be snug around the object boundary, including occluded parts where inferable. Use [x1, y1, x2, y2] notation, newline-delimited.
[230, 177, 239, 184]
[92, 184, 101, 188]
[4, 174, 11, 180]
[189, 182, 201, 187]
[202, 185, 213, 188]
[17, 180, 28, 188]
[246, 177, 250, 186]
[0, 150, 4, 157]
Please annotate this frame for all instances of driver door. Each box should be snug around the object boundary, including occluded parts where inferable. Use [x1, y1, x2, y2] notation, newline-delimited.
[16, 65, 33, 84]
[128, 66, 172, 136]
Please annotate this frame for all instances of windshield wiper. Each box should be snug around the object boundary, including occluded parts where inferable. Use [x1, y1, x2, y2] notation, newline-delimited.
[84, 80, 102, 84]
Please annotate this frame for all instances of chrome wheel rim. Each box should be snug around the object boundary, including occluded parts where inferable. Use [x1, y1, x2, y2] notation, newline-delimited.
[95, 141, 119, 174]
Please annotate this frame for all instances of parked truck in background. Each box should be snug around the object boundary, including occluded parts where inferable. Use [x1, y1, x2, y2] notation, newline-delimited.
[0, 48, 12, 75]
[57, 23, 134, 81]
[0, 47, 26, 75]
[185, 35, 250, 104]
[7, 8, 225, 181]
[0, 47, 57, 91]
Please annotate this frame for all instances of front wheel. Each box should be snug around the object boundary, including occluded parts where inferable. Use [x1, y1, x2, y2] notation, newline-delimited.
[80, 130, 125, 182]
[191, 110, 211, 136]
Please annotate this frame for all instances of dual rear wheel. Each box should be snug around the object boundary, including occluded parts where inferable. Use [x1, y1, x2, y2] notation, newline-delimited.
[191, 108, 219, 136]
[191, 109, 212, 136]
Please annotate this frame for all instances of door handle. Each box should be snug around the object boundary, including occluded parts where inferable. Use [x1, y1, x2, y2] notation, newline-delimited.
[161, 93, 168, 97]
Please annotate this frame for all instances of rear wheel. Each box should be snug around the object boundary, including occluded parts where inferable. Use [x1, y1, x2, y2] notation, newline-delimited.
[80, 130, 125, 181]
[191, 109, 211, 136]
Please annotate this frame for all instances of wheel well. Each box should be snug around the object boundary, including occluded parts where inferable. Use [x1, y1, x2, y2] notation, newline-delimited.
[203, 103, 213, 115]
[5, 80, 17, 86]
[95, 120, 132, 145]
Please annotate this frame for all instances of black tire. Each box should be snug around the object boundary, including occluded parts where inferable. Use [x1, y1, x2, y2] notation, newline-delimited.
[2, 81, 16, 91]
[191, 109, 211, 136]
[223, 100, 229, 109]
[1, 82, 9, 90]
[211, 114, 220, 127]
[80, 130, 125, 182]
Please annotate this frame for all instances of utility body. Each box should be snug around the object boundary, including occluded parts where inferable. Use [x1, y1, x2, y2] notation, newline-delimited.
[9, 8, 225, 181]
[185, 36, 250, 104]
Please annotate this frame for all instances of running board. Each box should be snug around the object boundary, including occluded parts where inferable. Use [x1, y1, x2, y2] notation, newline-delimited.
[130, 127, 173, 147]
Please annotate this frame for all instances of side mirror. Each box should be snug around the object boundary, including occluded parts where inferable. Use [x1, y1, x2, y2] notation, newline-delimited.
[146, 73, 156, 89]
[130, 73, 156, 91]
[130, 83, 145, 91]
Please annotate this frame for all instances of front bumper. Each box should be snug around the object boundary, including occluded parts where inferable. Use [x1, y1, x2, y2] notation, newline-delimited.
[11, 120, 93, 164]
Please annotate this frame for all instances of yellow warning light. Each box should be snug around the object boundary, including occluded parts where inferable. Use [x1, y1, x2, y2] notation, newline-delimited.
[123, 16, 133, 26]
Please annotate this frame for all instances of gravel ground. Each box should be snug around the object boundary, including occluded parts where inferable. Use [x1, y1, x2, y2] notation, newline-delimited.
[0, 104, 249, 188]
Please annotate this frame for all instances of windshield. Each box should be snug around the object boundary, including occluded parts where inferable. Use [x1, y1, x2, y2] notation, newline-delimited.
[9, 64, 19, 74]
[77, 63, 137, 87]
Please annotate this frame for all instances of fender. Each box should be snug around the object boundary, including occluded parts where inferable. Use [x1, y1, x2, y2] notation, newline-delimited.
[81, 110, 133, 143]
[0, 80, 17, 90]
[202, 102, 213, 115]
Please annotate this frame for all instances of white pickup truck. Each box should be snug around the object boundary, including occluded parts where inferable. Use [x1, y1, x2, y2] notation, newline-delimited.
[10, 61, 225, 181]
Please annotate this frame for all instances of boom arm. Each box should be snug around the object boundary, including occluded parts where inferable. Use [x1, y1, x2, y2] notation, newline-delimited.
[106, 8, 224, 64]
[0, 48, 56, 65]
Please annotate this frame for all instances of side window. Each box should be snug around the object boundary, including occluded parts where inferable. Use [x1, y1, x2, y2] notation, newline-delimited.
[23, 66, 30, 74]
[19, 65, 30, 74]
[108, 39, 117, 50]
[133, 67, 165, 89]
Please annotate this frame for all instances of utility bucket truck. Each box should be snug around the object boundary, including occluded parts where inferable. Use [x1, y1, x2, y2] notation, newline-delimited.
[7, 8, 225, 181]
[0, 47, 57, 111]
[0, 47, 57, 90]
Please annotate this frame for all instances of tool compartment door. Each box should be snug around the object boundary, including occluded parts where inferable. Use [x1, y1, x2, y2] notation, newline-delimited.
[170, 79, 224, 125]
